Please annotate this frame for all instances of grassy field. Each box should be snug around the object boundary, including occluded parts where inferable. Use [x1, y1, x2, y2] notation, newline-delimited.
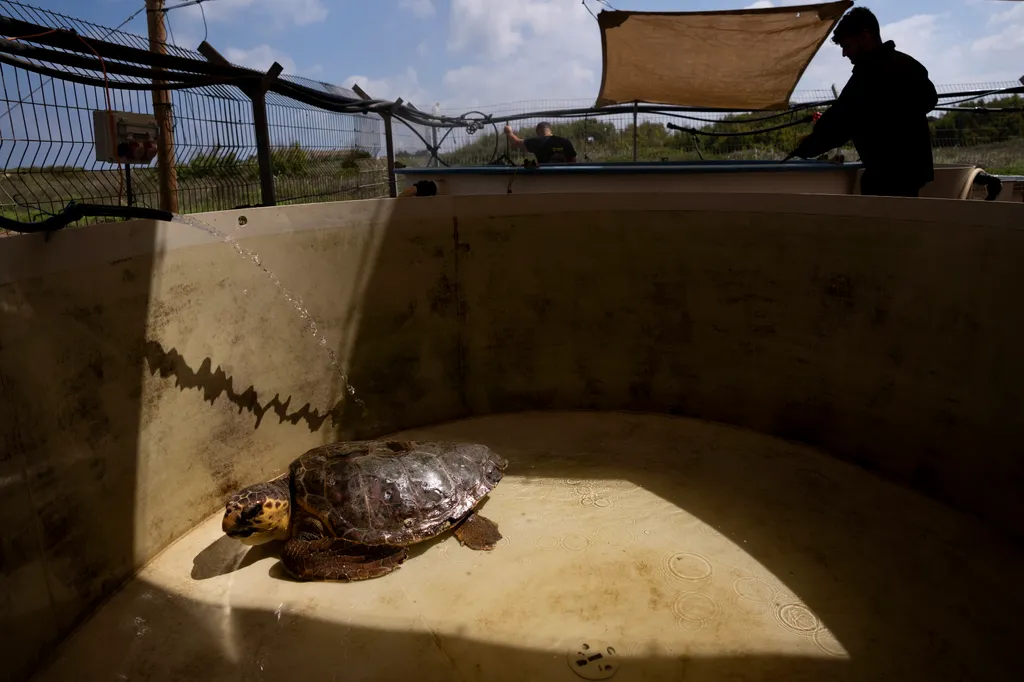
[406, 95, 1023, 173]
[397, 138, 1024, 172]
[933, 141, 1024, 175]
[0, 157, 388, 234]
[2, 136, 1021, 237]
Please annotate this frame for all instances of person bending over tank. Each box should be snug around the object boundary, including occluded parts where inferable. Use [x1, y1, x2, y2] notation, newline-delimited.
[785, 7, 938, 197]
[503, 122, 578, 164]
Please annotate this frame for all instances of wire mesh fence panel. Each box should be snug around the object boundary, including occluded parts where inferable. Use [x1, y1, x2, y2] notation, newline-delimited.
[266, 99, 388, 206]
[167, 87, 260, 213]
[0, 0, 384, 236]
[0, 64, 155, 226]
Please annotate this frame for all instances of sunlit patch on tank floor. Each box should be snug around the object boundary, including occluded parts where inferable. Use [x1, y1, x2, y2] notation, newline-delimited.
[37, 412, 1024, 682]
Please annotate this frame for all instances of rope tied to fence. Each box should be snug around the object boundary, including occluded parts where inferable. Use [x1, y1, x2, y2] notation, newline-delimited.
[1, 27, 56, 42]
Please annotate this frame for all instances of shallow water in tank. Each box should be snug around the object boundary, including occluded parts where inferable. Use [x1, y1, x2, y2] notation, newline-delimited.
[35, 412, 1022, 681]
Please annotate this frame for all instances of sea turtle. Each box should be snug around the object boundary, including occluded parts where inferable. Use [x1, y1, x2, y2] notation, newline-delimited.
[222, 439, 508, 581]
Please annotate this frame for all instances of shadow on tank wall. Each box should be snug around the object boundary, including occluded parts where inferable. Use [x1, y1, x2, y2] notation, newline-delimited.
[0, 227, 157, 682]
[141, 340, 349, 432]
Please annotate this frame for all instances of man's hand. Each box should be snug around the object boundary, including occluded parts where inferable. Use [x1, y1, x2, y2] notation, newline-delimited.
[503, 124, 513, 136]
[784, 134, 812, 161]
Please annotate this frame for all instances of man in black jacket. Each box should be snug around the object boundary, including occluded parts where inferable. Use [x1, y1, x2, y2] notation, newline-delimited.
[787, 7, 939, 197]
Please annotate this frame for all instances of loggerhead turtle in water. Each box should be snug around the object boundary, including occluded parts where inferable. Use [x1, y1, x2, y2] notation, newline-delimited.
[221, 439, 508, 581]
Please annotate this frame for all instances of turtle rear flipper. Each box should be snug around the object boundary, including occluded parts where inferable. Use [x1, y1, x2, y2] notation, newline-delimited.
[453, 512, 502, 551]
[281, 537, 407, 582]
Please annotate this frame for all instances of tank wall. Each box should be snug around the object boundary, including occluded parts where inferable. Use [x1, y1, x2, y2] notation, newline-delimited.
[455, 193, 1024, 539]
[401, 167, 858, 196]
[399, 164, 976, 198]
[460, 192, 1024, 532]
[0, 199, 464, 682]
[2, 191, 1023, 680]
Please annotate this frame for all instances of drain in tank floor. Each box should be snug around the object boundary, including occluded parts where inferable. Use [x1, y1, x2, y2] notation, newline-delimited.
[568, 641, 619, 680]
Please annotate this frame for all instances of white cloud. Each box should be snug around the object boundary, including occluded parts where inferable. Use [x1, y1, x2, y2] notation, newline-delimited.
[223, 45, 297, 75]
[989, 2, 1024, 26]
[164, 24, 201, 52]
[447, 0, 596, 61]
[442, 0, 600, 105]
[341, 68, 431, 108]
[973, 27, 1024, 54]
[400, 0, 436, 19]
[337, 0, 600, 113]
[974, 3, 1024, 54]
[442, 59, 597, 108]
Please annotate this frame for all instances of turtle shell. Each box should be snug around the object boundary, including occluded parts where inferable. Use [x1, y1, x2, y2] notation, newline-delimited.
[289, 440, 507, 546]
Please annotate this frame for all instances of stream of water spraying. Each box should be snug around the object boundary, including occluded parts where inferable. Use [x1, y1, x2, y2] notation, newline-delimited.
[171, 214, 365, 412]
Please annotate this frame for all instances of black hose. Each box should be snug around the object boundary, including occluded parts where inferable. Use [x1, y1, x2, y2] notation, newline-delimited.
[659, 102, 823, 125]
[0, 37, 235, 84]
[935, 106, 1024, 113]
[667, 115, 813, 138]
[0, 15, 244, 77]
[0, 51, 233, 91]
[940, 86, 1024, 106]
[0, 202, 173, 234]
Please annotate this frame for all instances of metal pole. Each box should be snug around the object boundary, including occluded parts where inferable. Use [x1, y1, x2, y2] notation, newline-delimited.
[351, 84, 396, 196]
[431, 103, 440, 168]
[199, 42, 281, 207]
[584, 115, 589, 161]
[251, 90, 276, 206]
[145, 0, 179, 213]
[125, 163, 133, 207]
[384, 113, 397, 198]
[633, 100, 639, 162]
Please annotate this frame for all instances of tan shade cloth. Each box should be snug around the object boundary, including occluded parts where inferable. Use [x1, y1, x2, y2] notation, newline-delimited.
[595, 1, 853, 110]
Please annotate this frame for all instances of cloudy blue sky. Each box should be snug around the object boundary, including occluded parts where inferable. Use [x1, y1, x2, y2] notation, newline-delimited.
[45, 0, 1024, 109]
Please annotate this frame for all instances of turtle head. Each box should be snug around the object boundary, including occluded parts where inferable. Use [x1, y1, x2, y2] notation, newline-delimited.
[222, 478, 291, 546]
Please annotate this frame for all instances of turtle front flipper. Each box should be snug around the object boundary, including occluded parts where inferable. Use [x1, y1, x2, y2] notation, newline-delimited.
[452, 512, 502, 551]
[280, 537, 407, 582]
